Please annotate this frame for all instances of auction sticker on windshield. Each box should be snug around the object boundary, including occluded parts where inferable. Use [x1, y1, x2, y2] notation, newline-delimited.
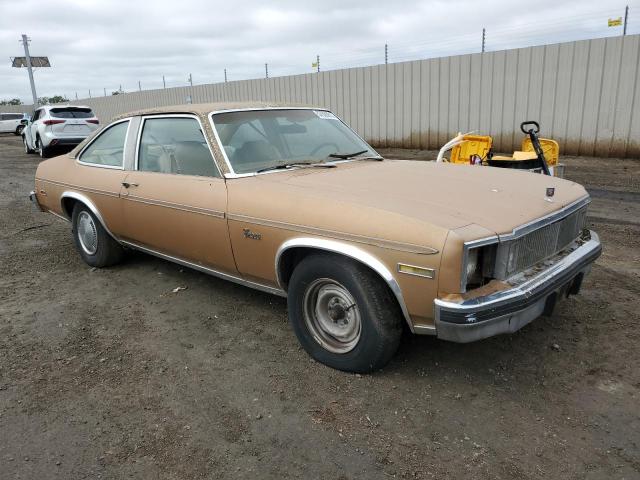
[314, 110, 339, 120]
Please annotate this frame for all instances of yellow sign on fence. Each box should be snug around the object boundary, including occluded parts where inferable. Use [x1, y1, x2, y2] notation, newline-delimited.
[608, 17, 623, 27]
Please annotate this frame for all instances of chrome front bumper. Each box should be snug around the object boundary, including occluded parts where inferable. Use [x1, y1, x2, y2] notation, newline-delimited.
[434, 230, 601, 343]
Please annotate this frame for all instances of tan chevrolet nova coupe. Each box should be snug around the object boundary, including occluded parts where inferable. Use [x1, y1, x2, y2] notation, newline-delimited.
[30, 102, 601, 372]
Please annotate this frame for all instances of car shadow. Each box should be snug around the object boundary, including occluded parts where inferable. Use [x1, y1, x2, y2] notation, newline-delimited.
[122, 248, 565, 385]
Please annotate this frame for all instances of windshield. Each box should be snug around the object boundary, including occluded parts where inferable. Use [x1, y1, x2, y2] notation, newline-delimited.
[211, 109, 376, 174]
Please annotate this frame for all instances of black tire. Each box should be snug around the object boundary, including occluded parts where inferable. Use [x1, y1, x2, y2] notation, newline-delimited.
[287, 253, 403, 373]
[14, 126, 23, 136]
[23, 135, 34, 154]
[71, 203, 124, 267]
[36, 136, 49, 158]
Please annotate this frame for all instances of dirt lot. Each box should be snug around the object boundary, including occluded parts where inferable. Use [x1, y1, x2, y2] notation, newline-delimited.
[1, 135, 639, 479]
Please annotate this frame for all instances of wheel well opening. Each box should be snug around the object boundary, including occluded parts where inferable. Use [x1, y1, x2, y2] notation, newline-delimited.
[278, 247, 316, 290]
[278, 246, 409, 329]
[278, 247, 396, 297]
[61, 197, 78, 219]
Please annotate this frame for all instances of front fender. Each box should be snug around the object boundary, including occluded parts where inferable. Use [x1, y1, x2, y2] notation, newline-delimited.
[275, 237, 416, 333]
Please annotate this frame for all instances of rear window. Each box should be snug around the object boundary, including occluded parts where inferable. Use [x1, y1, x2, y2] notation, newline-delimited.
[1, 114, 23, 120]
[50, 108, 94, 119]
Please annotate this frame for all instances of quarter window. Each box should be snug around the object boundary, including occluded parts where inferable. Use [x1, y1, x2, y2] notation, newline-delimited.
[138, 117, 219, 178]
[79, 120, 129, 167]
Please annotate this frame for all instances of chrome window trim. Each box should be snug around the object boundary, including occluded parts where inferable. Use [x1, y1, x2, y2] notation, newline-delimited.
[134, 113, 222, 178]
[459, 195, 591, 292]
[76, 117, 131, 170]
[207, 107, 380, 179]
[274, 237, 416, 333]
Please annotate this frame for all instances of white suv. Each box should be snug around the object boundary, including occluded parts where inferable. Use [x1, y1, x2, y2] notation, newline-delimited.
[0, 113, 28, 135]
[23, 105, 99, 158]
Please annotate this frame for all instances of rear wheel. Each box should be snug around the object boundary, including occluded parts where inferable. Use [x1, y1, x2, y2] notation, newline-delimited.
[14, 126, 24, 136]
[36, 136, 49, 158]
[71, 204, 124, 267]
[287, 253, 403, 373]
[23, 135, 34, 154]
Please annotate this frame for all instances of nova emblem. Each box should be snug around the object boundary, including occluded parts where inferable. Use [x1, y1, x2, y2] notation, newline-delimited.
[243, 228, 262, 240]
[546, 187, 555, 197]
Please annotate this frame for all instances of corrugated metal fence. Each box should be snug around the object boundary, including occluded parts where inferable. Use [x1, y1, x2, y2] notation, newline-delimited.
[4, 35, 639, 157]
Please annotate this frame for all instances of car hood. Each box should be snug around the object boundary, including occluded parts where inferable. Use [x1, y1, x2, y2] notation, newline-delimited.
[256, 160, 588, 234]
[227, 160, 588, 254]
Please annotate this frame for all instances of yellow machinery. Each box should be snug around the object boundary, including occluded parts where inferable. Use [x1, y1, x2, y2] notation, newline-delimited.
[443, 121, 564, 177]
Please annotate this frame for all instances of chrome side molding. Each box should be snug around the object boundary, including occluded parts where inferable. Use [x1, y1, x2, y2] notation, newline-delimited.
[120, 240, 286, 297]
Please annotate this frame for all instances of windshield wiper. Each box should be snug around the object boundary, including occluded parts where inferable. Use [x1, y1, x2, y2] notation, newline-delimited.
[256, 161, 335, 173]
[327, 150, 383, 160]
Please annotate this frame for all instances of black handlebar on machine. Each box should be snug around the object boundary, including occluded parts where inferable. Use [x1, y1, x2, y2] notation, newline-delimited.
[520, 121, 540, 135]
[520, 120, 551, 176]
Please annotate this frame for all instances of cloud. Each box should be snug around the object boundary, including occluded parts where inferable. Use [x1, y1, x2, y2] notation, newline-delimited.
[0, 0, 634, 102]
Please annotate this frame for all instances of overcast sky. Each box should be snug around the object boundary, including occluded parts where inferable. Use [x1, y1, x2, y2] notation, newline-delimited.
[0, 0, 637, 103]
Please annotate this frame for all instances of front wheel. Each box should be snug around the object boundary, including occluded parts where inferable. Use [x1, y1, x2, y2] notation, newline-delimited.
[287, 253, 403, 373]
[71, 204, 124, 267]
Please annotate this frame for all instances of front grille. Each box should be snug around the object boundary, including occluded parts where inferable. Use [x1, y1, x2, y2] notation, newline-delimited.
[493, 206, 587, 279]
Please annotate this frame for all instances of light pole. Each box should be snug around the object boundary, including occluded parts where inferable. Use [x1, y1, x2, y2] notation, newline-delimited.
[21, 35, 38, 105]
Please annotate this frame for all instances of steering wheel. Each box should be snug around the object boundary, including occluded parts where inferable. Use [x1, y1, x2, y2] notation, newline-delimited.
[309, 142, 340, 156]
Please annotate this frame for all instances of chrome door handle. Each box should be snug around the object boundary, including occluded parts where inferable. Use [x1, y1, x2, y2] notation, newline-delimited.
[121, 182, 139, 188]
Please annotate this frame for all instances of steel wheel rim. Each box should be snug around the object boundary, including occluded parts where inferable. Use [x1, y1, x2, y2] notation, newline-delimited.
[302, 278, 361, 354]
[77, 211, 98, 255]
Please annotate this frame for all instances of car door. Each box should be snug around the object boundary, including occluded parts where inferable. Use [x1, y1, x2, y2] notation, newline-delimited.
[0, 114, 10, 133]
[28, 108, 41, 147]
[71, 118, 133, 235]
[120, 114, 236, 274]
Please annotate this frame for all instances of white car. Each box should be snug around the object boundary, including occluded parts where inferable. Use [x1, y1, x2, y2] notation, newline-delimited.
[23, 105, 99, 158]
[0, 113, 28, 135]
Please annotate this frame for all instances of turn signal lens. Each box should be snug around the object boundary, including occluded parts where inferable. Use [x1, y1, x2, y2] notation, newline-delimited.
[397, 263, 435, 279]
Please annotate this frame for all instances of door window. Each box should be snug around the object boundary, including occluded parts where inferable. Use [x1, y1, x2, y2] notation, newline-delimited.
[1, 113, 22, 121]
[137, 117, 219, 178]
[79, 120, 129, 167]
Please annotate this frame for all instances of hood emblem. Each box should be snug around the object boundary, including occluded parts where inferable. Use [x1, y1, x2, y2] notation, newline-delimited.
[546, 187, 555, 197]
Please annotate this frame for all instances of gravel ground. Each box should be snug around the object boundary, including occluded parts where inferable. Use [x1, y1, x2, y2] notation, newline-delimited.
[1, 135, 639, 479]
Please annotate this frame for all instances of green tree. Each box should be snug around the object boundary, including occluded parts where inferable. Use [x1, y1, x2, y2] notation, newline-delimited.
[49, 95, 69, 104]
[0, 98, 23, 105]
[37, 95, 69, 105]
